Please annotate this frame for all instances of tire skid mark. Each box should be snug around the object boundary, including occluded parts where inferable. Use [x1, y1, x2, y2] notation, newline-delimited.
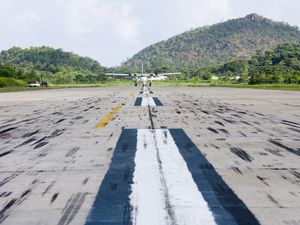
[55, 119, 66, 124]
[0, 117, 42, 130]
[230, 147, 253, 162]
[257, 176, 269, 186]
[269, 139, 300, 156]
[0, 192, 12, 198]
[65, 147, 80, 157]
[57, 192, 88, 225]
[0, 172, 22, 187]
[267, 194, 282, 208]
[42, 181, 56, 196]
[232, 167, 243, 175]
[0, 182, 35, 223]
[288, 127, 300, 133]
[0, 150, 13, 158]
[31, 129, 65, 149]
[14, 137, 36, 149]
[51, 193, 59, 204]
[0, 127, 17, 136]
[22, 130, 39, 138]
[290, 171, 300, 180]
[207, 127, 219, 134]
[264, 148, 283, 157]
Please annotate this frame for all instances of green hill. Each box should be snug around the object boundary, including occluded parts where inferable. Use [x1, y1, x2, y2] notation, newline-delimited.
[0, 46, 106, 84]
[207, 43, 300, 84]
[122, 14, 300, 71]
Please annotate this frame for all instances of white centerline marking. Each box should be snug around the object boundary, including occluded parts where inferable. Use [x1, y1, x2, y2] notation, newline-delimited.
[130, 129, 217, 225]
[141, 96, 156, 106]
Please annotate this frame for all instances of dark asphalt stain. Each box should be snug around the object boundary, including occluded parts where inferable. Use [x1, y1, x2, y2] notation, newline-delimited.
[153, 130, 177, 224]
[134, 97, 142, 106]
[153, 97, 163, 106]
[84, 129, 137, 225]
[148, 105, 155, 129]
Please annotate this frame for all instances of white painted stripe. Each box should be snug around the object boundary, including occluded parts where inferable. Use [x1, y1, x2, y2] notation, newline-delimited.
[141, 90, 150, 95]
[130, 129, 170, 225]
[141, 97, 156, 106]
[130, 129, 217, 225]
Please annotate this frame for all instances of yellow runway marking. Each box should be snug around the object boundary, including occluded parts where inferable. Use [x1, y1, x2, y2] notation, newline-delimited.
[96, 103, 123, 128]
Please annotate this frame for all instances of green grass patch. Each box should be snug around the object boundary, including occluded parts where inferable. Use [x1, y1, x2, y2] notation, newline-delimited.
[50, 80, 134, 88]
[1, 79, 299, 93]
[154, 80, 300, 91]
[0, 77, 26, 88]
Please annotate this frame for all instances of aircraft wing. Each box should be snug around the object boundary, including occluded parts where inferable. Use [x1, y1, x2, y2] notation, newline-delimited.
[148, 72, 181, 81]
[105, 73, 132, 77]
[156, 72, 181, 76]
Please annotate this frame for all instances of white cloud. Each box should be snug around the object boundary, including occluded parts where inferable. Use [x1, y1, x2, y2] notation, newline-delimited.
[0, 1, 44, 34]
[56, 0, 140, 42]
[0, 0, 300, 66]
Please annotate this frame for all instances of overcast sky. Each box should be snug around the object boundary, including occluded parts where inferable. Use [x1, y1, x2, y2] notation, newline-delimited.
[1, 0, 300, 67]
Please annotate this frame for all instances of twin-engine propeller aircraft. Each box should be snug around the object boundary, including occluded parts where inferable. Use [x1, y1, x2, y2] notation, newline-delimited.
[105, 63, 181, 87]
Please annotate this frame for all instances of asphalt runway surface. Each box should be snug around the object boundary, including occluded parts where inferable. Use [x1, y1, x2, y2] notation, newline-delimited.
[0, 87, 299, 225]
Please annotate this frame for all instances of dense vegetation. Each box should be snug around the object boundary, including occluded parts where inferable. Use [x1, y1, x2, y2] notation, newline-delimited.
[0, 46, 106, 87]
[122, 14, 300, 71]
[181, 43, 300, 84]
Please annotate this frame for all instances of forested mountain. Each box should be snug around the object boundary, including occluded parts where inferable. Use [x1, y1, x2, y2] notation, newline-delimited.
[189, 43, 300, 84]
[122, 14, 300, 71]
[0, 46, 106, 84]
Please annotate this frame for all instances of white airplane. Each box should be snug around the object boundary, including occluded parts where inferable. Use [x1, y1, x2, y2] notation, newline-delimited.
[105, 63, 181, 87]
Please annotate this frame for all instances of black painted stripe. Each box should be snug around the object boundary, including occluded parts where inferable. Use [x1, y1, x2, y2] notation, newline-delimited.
[153, 97, 163, 106]
[84, 129, 137, 225]
[169, 129, 261, 225]
[134, 97, 142, 106]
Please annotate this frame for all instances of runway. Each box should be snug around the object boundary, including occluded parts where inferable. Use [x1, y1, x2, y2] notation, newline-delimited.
[0, 87, 299, 225]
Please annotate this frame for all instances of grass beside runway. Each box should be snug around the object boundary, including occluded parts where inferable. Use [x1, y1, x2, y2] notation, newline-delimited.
[0, 80, 134, 93]
[1, 80, 300, 92]
[153, 81, 300, 91]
